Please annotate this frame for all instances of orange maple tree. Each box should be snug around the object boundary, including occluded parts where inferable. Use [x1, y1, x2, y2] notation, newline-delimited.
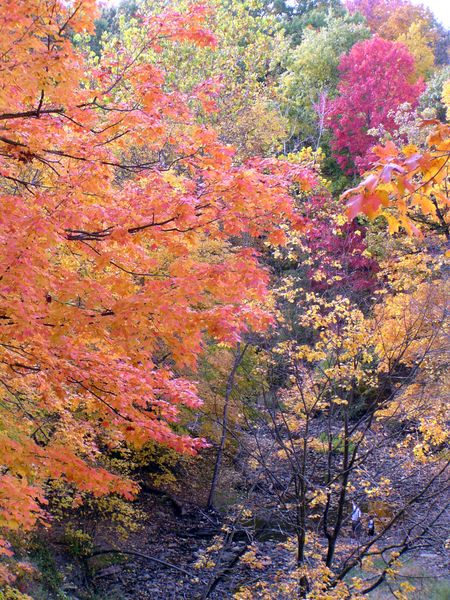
[0, 0, 314, 566]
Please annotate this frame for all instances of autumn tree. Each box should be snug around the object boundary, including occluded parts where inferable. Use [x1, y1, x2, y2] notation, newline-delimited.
[280, 13, 370, 150]
[228, 237, 449, 598]
[343, 122, 450, 239]
[346, 0, 434, 40]
[443, 80, 450, 121]
[273, 148, 380, 296]
[191, 111, 450, 598]
[104, 0, 289, 160]
[194, 257, 448, 599]
[397, 20, 435, 80]
[2, 0, 449, 597]
[0, 0, 317, 584]
[346, 0, 441, 76]
[328, 36, 424, 174]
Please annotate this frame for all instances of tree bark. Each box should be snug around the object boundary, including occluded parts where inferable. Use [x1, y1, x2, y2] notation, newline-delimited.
[207, 343, 247, 509]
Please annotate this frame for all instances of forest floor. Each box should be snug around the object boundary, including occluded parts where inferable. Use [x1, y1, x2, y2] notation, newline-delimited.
[31, 487, 449, 600]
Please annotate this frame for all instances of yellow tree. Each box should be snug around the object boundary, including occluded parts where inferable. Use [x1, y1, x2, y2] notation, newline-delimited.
[231, 267, 448, 598]
[398, 20, 435, 80]
[443, 79, 450, 120]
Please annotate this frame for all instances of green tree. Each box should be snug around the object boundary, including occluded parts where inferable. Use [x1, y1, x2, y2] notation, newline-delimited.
[265, 0, 346, 47]
[280, 12, 370, 150]
[102, 0, 289, 159]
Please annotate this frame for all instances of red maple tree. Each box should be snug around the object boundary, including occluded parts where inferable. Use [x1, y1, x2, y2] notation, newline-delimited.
[328, 36, 424, 174]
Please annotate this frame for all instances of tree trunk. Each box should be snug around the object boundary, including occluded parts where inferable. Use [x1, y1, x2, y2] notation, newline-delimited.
[207, 343, 247, 509]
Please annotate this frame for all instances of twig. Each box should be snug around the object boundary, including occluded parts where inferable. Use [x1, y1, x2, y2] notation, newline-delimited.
[89, 549, 191, 577]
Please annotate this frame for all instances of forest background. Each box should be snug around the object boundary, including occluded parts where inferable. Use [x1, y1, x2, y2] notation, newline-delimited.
[0, 0, 449, 598]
